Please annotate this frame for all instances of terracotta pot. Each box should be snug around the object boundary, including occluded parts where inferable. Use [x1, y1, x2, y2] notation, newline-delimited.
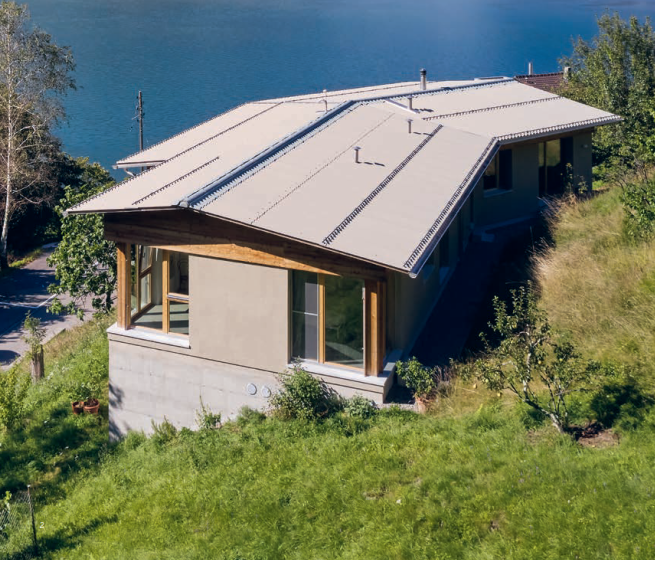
[416, 397, 430, 413]
[71, 401, 84, 415]
[84, 398, 100, 415]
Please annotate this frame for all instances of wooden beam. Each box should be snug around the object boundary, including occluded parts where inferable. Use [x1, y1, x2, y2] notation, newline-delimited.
[104, 210, 387, 282]
[364, 280, 385, 376]
[116, 243, 130, 328]
[162, 250, 170, 333]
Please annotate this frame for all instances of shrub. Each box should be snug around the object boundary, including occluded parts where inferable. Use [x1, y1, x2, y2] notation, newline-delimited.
[344, 395, 377, 419]
[195, 397, 222, 430]
[395, 357, 447, 401]
[236, 406, 266, 427]
[621, 179, 655, 241]
[0, 368, 30, 431]
[269, 364, 341, 421]
[151, 417, 178, 446]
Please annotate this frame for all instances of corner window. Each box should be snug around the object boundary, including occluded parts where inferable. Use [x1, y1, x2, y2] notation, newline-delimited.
[539, 139, 564, 196]
[130, 245, 189, 336]
[291, 272, 364, 370]
[483, 150, 512, 191]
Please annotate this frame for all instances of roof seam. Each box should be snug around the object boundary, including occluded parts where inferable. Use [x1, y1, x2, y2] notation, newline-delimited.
[496, 115, 622, 141]
[322, 124, 444, 247]
[403, 137, 499, 270]
[250, 112, 396, 224]
[187, 101, 359, 210]
[386, 78, 514, 103]
[423, 95, 559, 121]
[131, 156, 222, 206]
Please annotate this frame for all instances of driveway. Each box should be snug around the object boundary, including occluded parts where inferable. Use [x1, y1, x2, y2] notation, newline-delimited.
[0, 246, 91, 367]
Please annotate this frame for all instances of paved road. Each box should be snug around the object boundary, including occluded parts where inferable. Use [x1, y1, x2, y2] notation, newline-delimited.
[0, 246, 91, 368]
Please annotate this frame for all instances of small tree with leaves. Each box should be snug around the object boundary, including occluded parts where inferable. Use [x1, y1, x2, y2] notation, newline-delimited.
[470, 284, 599, 433]
[21, 311, 45, 382]
[47, 157, 116, 317]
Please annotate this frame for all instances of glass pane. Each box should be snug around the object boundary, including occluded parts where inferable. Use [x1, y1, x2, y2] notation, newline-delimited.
[538, 142, 545, 167]
[130, 245, 138, 315]
[140, 274, 151, 309]
[324, 276, 363, 369]
[139, 245, 152, 272]
[483, 155, 497, 190]
[499, 150, 512, 189]
[169, 252, 189, 296]
[291, 311, 318, 361]
[169, 300, 189, 335]
[292, 271, 318, 314]
[132, 304, 163, 331]
[546, 139, 561, 167]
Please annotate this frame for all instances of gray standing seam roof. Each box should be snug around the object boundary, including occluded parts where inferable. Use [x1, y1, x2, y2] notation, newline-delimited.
[70, 78, 621, 276]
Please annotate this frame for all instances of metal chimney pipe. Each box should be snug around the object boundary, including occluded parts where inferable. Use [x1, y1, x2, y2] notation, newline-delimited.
[563, 66, 571, 81]
[353, 146, 361, 163]
[528, 62, 534, 76]
[407, 119, 413, 134]
[407, 96, 413, 110]
[420, 68, 427, 90]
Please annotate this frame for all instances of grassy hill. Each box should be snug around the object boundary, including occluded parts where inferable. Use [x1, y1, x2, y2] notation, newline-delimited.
[1, 185, 654, 559]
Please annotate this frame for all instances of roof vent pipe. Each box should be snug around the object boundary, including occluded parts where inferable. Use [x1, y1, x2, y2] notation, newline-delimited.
[407, 96, 413, 110]
[563, 66, 571, 81]
[353, 146, 361, 164]
[528, 61, 534, 76]
[322, 89, 328, 112]
[407, 119, 413, 134]
[420, 68, 427, 90]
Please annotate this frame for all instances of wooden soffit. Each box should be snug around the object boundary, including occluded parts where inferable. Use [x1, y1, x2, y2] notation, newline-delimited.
[104, 209, 387, 281]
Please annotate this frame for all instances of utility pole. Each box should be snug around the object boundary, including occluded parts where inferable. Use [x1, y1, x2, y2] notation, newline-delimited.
[137, 91, 144, 172]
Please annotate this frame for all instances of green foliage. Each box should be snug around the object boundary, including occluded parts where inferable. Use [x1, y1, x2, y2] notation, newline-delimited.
[269, 364, 342, 421]
[150, 417, 178, 447]
[47, 157, 117, 318]
[21, 311, 45, 359]
[236, 406, 266, 427]
[395, 356, 439, 400]
[472, 284, 600, 432]
[560, 13, 655, 169]
[195, 397, 222, 430]
[620, 178, 655, 241]
[343, 395, 377, 419]
[0, 368, 29, 431]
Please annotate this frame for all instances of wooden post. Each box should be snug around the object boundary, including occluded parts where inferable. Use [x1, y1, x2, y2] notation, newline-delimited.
[30, 347, 44, 383]
[364, 280, 385, 376]
[116, 243, 130, 328]
[162, 250, 170, 333]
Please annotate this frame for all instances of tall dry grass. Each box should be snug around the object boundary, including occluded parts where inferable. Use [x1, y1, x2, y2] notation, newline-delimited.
[534, 188, 654, 380]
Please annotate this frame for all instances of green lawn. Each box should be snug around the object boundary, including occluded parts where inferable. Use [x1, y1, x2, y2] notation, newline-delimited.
[1, 185, 654, 559]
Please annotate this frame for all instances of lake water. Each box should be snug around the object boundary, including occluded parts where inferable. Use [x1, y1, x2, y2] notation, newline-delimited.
[25, 0, 653, 176]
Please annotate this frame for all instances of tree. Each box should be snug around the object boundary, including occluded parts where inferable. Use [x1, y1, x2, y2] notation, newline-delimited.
[469, 284, 599, 433]
[47, 157, 116, 318]
[559, 13, 655, 170]
[0, 1, 75, 270]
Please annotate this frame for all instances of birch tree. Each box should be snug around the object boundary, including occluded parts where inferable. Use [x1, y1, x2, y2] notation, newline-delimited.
[0, 1, 75, 270]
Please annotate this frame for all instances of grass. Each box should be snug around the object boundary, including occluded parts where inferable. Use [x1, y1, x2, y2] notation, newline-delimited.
[534, 189, 655, 381]
[0, 247, 44, 278]
[1, 185, 654, 559]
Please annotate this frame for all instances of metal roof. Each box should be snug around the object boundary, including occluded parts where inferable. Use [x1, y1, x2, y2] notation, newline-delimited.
[71, 77, 621, 276]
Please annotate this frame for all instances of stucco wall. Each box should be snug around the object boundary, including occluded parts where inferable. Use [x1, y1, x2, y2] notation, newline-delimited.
[189, 256, 289, 372]
[475, 144, 540, 227]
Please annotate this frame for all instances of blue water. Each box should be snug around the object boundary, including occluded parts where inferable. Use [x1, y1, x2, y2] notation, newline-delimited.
[25, 0, 653, 176]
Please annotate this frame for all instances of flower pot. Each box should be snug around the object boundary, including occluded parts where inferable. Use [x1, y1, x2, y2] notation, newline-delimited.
[71, 401, 84, 415]
[84, 398, 100, 415]
[415, 397, 430, 413]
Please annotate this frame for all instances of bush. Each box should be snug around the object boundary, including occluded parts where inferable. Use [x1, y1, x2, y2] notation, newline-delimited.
[195, 397, 222, 430]
[0, 368, 29, 431]
[151, 417, 178, 446]
[269, 364, 341, 421]
[344, 395, 377, 419]
[395, 357, 443, 401]
[621, 179, 655, 241]
[236, 406, 266, 427]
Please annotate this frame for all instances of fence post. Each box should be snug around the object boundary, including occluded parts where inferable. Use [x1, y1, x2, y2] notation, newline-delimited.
[26, 485, 38, 558]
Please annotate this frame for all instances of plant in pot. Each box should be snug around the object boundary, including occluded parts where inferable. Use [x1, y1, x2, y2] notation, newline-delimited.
[396, 357, 440, 413]
[68, 381, 85, 415]
[68, 380, 101, 415]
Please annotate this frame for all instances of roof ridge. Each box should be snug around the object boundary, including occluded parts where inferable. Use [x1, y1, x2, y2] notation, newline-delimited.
[496, 115, 622, 142]
[515, 72, 563, 78]
[322, 124, 444, 247]
[182, 100, 359, 210]
[423, 95, 560, 121]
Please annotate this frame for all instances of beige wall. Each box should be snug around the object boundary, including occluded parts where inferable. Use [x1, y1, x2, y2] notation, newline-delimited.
[475, 144, 540, 227]
[189, 256, 289, 372]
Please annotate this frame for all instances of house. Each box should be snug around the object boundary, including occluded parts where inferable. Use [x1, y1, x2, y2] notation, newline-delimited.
[69, 70, 620, 438]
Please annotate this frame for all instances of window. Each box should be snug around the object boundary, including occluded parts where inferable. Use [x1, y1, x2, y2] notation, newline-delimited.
[539, 139, 563, 196]
[291, 272, 364, 370]
[129, 245, 189, 336]
[483, 150, 513, 191]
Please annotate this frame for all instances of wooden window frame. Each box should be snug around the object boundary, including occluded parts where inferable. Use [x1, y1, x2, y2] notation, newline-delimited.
[290, 272, 385, 376]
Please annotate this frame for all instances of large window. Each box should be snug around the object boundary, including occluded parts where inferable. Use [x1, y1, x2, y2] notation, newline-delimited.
[539, 138, 573, 196]
[130, 245, 189, 336]
[291, 272, 364, 370]
[483, 150, 512, 191]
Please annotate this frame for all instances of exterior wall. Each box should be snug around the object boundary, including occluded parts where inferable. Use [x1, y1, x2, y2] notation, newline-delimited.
[571, 131, 593, 191]
[475, 144, 540, 227]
